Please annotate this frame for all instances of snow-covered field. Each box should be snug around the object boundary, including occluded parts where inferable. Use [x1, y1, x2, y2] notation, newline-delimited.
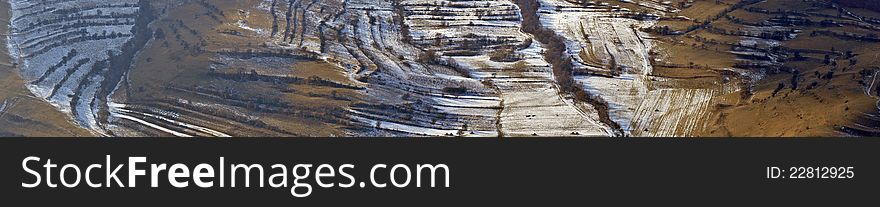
[108, 102, 232, 137]
[537, 0, 732, 136]
[233, 0, 615, 136]
[275, 0, 614, 136]
[399, 0, 612, 136]
[6, 0, 141, 134]
[228, 0, 729, 136]
[4, 0, 755, 137]
[0, 99, 7, 115]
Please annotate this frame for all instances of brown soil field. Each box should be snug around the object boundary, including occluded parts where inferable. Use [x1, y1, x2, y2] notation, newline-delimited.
[117, 0, 360, 137]
[652, 0, 880, 137]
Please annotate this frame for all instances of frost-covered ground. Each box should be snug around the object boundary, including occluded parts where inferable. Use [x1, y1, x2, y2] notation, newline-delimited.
[6, 0, 140, 134]
[107, 102, 232, 137]
[226, 0, 760, 137]
[0, 99, 7, 115]
[453, 37, 611, 136]
[4, 0, 752, 137]
[537, 0, 731, 136]
[400, 0, 611, 136]
[229, 0, 615, 136]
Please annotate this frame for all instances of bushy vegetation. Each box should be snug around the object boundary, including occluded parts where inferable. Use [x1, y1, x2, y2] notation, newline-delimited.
[512, 0, 621, 133]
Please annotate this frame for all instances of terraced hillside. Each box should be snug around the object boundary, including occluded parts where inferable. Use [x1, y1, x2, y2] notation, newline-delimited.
[501, 0, 741, 136]
[639, 0, 880, 136]
[103, 0, 617, 137]
[2, 0, 879, 137]
[0, 0, 93, 136]
[5, 0, 154, 135]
